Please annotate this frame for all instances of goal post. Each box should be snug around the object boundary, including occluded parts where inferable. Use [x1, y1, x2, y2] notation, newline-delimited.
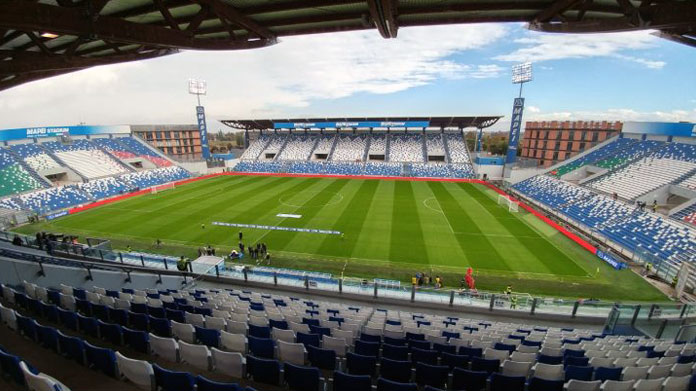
[497, 194, 519, 213]
[151, 182, 175, 194]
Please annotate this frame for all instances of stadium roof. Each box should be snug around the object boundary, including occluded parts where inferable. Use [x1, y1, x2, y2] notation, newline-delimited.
[221, 116, 502, 130]
[1, 0, 694, 92]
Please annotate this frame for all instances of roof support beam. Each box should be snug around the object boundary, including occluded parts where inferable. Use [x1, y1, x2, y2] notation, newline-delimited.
[367, 0, 398, 38]
[194, 0, 276, 40]
[0, 1, 275, 50]
[530, 0, 696, 32]
[0, 48, 175, 75]
[534, 0, 584, 23]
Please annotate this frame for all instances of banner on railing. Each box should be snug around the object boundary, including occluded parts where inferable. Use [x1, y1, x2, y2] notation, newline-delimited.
[595, 250, 627, 270]
[213, 221, 341, 235]
[45, 211, 69, 220]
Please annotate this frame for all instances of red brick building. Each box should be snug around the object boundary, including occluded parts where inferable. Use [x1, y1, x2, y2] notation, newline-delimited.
[131, 125, 203, 161]
[520, 121, 622, 168]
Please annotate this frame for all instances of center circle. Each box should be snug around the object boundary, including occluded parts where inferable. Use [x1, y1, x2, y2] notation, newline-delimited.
[279, 191, 344, 208]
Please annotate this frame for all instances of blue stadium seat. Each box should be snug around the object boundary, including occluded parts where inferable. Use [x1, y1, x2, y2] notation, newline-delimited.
[108, 308, 129, 327]
[379, 358, 412, 383]
[269, 319, 288, 330]
[433, 343, 456, 356]
[123, 327, 149, 353]
[333, 371, 372, 391]
[98, 320, 124, 346]
[383, 337, 407, 346]
[415, 362, 449, 389]
[538, 354, 563, 365]
[57, 330, 85, 365]
[346, 352, 377, 376]
[195, 326, 220, 348]
[382, 343, 409, 361]
[247, 336, 275, 359]
[376, 377, 419, 391]
[594, 366, 622, 381]
[57, 308, 78, 331]
[471, 357, 500, 374]
[459, 346, 483, 357]
[452, 368, 488, 391]
[153, 363, 195, 391]
[195, 375, 241, 391]
[84, 341, 117, 377]
[355, 340, 380, 356]
[565, 365, 594, 381]
[246, 355, 281, 385]
[149, 316, 171, 337]
[307, 345, 337, 370]
[129, 311, 149, 331]
[441, 352, 470, 369]
[41, 302, 59, 323]
[528, 377, 564, 391]
[411, 348, 439, 365]
[0, 349, 25, 385]
[36, 324, 60, 353]
[284, 362, 322, 391]
[297, 332, 321, 348]
[359, 333, 381, 343]
[248, 324, 271, 339]
[490, 373, 526, 391]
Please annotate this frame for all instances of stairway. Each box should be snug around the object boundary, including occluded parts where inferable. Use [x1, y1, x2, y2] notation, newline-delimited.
[362, 135, 372, 162]
[4, 148, 52, 188]
[89, 140, 136, 173]
[421, 135, 428, 163]
[326, 135, 339, 161]
[306, 136, 320, 161]
[273, 134, 291, 161]
[442, 134, 451, 164]
[129, 135, 178, 166]
[385, 134, 391, 162]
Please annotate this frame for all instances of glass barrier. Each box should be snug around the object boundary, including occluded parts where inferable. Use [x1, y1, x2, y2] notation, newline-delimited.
[3, 230, 696, 324]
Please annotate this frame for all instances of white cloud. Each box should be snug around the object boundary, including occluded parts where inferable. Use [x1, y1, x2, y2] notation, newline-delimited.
[0, 24, 507, 128]
[527, 105, 541, 113]
[495, 30, 665, 69]
[526, 108, 696, 123]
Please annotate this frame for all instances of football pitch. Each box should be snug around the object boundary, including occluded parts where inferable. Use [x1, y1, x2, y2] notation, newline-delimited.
[16, 174, 665, 301]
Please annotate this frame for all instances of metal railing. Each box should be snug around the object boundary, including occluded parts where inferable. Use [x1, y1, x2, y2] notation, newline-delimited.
[4, 230, 696, 326]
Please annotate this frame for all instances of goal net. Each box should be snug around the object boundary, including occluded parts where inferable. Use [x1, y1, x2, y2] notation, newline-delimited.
[497, 194, 519, 213]
[151, 183, 175, 194]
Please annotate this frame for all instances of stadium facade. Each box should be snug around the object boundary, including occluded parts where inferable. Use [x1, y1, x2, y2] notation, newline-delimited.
[521, 121, 623, 168]
[131, 125, 203, 162]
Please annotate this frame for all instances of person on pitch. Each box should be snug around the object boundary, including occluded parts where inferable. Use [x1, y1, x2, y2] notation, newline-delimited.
[505, 285, 512, 295]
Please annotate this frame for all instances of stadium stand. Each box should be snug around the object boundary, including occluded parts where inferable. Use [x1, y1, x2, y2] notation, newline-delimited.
[93, 137, 173, 168]
[240, 136, 271, 161]
[514, 176, 696, 267]
[331, 135, 368, 162]
[3, 279, 696, 391]
[119, 167, 190, 189]
[259, 135, 287, 160]
[277, 135, 316, 161]
[368, 134, 387, 157]
[425, 134, 446, 157]
[313, 135, 336, 159]
[9, 143, 61, 172]
[0, 148, 46, 198]
[80, 177, 131, 200]
[549, 138, 637, 177]
[233, 161, 283, 174]
[41, 140, 128, 179]
[389, 134, 425, 163]
[445, 134, 472, 164]
[589, 158, 696, 200]
[15, 186, 91, 214]
[364, 162, 401, 176]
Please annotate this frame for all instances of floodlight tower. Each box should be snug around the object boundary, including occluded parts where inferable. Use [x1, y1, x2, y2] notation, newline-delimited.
[189, 78, 211, 160]
[505, 62, 533, 166]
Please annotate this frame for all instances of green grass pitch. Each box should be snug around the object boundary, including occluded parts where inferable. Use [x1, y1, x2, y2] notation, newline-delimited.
[16, 174, 666, 301]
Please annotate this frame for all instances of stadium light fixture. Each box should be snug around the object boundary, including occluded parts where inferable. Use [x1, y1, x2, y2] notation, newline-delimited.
[512, 62, 533, 84]
[40, 32, 59, 39]
[188, 78, 207, 106]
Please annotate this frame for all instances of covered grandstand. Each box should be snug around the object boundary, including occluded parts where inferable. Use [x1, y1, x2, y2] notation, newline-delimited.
[224, 116, 500, 179]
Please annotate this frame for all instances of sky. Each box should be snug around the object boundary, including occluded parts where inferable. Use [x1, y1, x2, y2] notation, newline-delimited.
[0, 23, 694, 133]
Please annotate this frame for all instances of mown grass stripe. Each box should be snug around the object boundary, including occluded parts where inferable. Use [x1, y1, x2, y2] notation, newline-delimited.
[461, 183, 586, 277]
[427, 181, 510, 271]
[389, 181, 428, 264]
[316, 179, 379, 258]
